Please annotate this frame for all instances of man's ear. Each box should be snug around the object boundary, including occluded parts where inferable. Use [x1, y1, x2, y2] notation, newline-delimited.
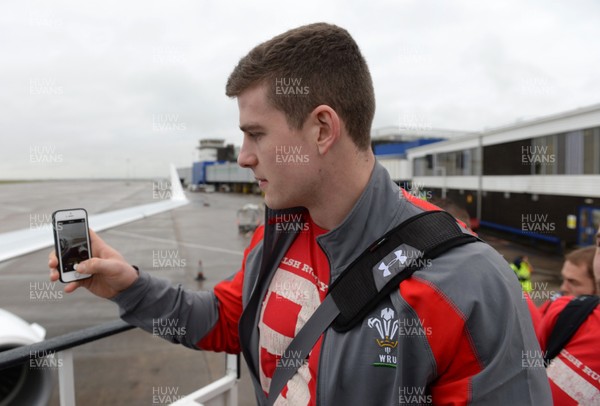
[311, 105, 340, 155]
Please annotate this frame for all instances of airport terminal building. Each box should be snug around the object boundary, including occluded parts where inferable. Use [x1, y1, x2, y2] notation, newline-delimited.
[189, 103, 600, 249]
[407, 103, 600, 248]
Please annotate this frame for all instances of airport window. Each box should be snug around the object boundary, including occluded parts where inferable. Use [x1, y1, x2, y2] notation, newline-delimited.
[556, 132, 566, 174]
[413, 158, 421, 176]
[413, 155, 435, 176]
[426, 154, 433, 170]
[413, 157, 426, 176]
[434, 152, 451, 176]
[531, 134, 559, 175]
[467, 147, 481, 176]
[565, 131, 584, 175]
[449, 152, 458, 175]
[460, 150, 469, 175]
[419, 148, 480, 176]
[484, 139, 531, 175]
[455, 151, 464, 171]
[583, 127, 600, 174]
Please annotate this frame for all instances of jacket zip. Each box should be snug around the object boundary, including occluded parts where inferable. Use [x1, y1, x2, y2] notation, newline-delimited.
[315, 236, 333, 406]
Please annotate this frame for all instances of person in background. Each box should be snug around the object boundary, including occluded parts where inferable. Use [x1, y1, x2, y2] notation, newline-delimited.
[511, 255, 534, 292]
[539, 245, 596, 316]
[537, 226, 600, 404]
[559, 246, 596, 296]
[195, 259, 206, 281]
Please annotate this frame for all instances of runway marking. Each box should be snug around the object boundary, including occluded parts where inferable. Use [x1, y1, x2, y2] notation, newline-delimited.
[107, 230, 244, 256]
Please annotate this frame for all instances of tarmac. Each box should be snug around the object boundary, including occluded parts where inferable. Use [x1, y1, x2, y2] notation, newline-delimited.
[0, 180, 564, 405]
[0, 180, 260, 406]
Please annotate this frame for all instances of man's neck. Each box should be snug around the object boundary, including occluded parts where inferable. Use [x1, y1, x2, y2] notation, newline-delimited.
[307, 152, 375, 231]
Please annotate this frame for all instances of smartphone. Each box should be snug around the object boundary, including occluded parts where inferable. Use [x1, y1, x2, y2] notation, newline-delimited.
[52, 208, 93, 283]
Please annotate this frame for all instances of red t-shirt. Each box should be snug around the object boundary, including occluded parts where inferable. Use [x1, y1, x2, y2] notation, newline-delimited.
[198, 216, 330, 405]
[538, 296, 600, 405]
[257, 215, 329, 404]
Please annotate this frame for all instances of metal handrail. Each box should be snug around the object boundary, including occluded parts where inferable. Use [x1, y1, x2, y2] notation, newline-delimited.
[0, 320, 240, 405]
[0, 319, 134, 370]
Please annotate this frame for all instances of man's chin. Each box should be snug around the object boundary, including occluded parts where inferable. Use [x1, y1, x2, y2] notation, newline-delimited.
[264, 194, 298, 210]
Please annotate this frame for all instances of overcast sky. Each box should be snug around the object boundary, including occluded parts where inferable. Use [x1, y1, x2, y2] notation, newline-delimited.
[1, 0, 599, 179]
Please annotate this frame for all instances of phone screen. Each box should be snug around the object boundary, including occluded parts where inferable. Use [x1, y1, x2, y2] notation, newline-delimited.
[56, 218, 90, 272]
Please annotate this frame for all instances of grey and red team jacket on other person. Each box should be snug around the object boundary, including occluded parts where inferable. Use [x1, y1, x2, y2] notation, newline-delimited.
[112, 162, 552, 405]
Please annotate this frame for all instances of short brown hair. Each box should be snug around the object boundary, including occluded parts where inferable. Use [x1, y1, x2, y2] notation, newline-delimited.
[226, 22, 375, 150]
[566, 245, 596, 282]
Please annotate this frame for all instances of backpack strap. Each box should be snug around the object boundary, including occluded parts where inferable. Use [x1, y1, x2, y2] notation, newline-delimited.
[331, 209, 479, 332]
[544, 295, 599, 366]
[265, 210, 479, 405]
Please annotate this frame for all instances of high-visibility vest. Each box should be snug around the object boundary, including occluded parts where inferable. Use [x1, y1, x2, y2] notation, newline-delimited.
[510, 262, 532, 292]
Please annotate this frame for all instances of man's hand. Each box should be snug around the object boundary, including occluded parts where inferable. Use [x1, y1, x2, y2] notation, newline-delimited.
[49, 229, 139, 299]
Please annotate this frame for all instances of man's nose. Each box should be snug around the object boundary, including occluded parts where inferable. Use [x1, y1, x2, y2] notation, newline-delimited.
[238, 139, 258, 168]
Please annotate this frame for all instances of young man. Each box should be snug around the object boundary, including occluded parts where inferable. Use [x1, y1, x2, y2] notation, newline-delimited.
[49, 23, 551, 405]
[559, 246, 597, 297]
[537, 226, 600, 404]
[538, 246, 596, 316]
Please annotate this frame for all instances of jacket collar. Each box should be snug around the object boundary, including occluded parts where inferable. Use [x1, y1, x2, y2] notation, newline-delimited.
[265, 160, 408, 284]
[315, 161, 408, 283]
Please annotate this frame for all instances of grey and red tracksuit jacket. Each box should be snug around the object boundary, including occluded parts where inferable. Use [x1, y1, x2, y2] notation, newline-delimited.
[113, 162, 552, 405]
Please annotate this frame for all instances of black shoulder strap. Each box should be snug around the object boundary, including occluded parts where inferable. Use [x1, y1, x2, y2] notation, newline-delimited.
[265, 210, 479, 405]
[544, 295, 599, 366]
[330, 209, 479, 332]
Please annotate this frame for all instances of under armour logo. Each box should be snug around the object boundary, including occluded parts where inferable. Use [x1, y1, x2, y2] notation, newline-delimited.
[378, 250, 407, 277]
